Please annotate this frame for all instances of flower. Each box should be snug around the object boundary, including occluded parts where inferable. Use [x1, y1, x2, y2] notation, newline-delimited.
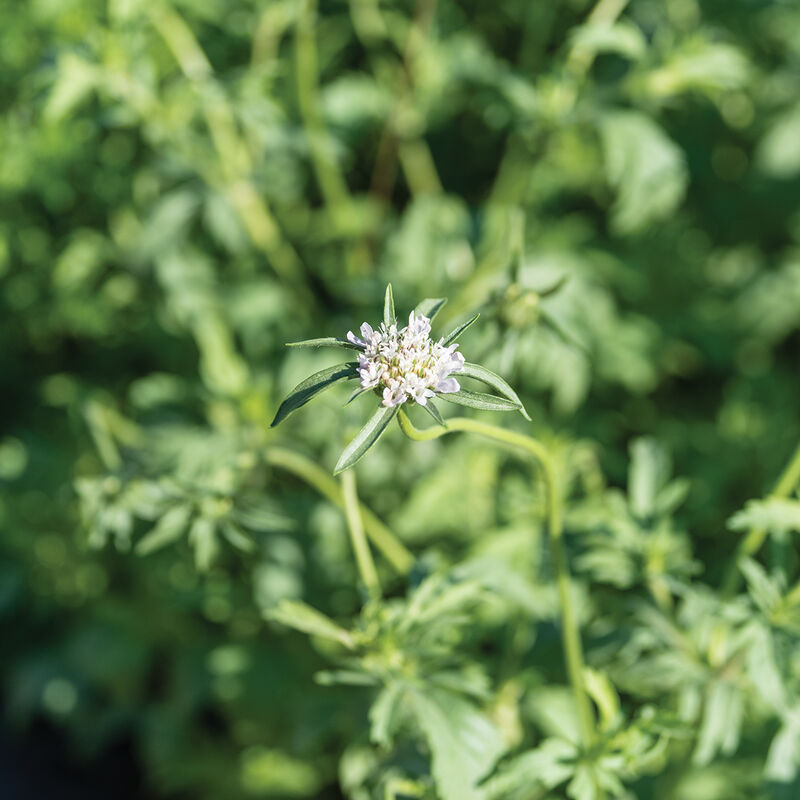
[271, 284, 529, 472]
[346, 311, 465, 408]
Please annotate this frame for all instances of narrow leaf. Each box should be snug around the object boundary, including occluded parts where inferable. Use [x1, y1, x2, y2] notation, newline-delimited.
[441, 312, 480, 345]
[271, 363, 358, 427]
[414, 297, 447, 321]
[459, 363, 531, 420]
[221, 522, 255, 553]
[136, 503, 192, 555]
[438, 389, 521, 413]
[268, 600, 356, 648]
[420, 399, 446, 427]
[334, 405, 398, 473]
[384, 283, 395, 326]
[345, 386, 369, 406]
[285, 337, 363, 351]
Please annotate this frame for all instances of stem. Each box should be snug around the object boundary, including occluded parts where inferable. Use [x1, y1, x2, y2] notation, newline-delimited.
[264, 447, 414, 575]
[396, 409, 598, 751]
[723, 438, 800, 596]
[341, 470, 381, 600]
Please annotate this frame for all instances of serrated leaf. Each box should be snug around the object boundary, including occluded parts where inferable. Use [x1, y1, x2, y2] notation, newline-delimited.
[384, 283, 395, 326]
[271, 363, 358, 427]
[414, 297, 447, 321]
[420, 399, 446, 427]
[458, 363, 530, 420]
[437, 389, 521, 413]
[268, 600, 356, 648]
[285, 337, 363, 351]
[441, 313, 480, 345]
[334, 405, 398, 473]
[135, 503, 192, 555]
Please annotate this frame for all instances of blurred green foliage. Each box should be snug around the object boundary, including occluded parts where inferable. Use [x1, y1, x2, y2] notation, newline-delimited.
[2, 0, 800, 798]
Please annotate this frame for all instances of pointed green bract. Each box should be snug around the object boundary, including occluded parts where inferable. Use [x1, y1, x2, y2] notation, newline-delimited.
[438, 389, 521, 412]
[286, 337, 363, 351]
[384, 283, 396, 327]
[441, 312, 480, 345]
[271, 363, 358, 427]
[421, 399, 446, 427]
[414, 296, 447, 321]
[334, 405, 398, 473]
[345, 386, 369, 406]
[459, 362, 531, 420]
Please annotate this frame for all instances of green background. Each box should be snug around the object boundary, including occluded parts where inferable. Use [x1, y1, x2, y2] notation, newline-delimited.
[2, 0, 800, 798]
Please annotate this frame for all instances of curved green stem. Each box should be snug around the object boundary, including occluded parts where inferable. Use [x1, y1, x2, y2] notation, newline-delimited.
[723, 438, 800, 596]
[341, 470, 381, 600]
[264, 447, 414, 574]
[397, 409, 598, 752]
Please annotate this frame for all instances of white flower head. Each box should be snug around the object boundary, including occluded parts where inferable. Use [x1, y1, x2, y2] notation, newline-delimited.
[347, 310, 465, 407]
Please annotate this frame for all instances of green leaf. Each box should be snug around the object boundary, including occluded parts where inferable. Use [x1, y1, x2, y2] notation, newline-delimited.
[344, 386, 369, 406]
[438, 389, 521, 413]
[458, 363, 530, 420]
[370, 683, 404, 748]
[334, 405, 398, 473]
[410, 687, 506, 800]
[135, 503, 192, 555]
[629, 437, 670, 518]
[600, 110, 687, 233]
[384, 283, 396, 326]
[271, 363, 358, 427]
[441, 313, 480, 345]
[414, 297, 447, 321]
[420, 399, 446, 427]
[728, 497, 800, 536]
[189, 516, 218, 571]
[221, 522, 255, 553]
[285, 337, 363, 351]
[267, 600, 356, 648]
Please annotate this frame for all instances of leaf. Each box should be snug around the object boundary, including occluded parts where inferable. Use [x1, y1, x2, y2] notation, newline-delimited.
[410, 687, 506, 800]
[221, 522, 255, 553]
[285, 337, 363, 351]
[267, 600, 356, 648]
[271, 363, 358, 427]
[384, 283, 396, 326]
[370, 683, 404, 748]
[441, 313, 480, 345]
[600, 111, 688, 233]
[569, 20, 647, 61]
[728, 497, 800, 536]
[334, 405, 398, 473]
[629, 437, 670, 518]
[135, 503, 193, 555]
[344, 386, 369, 405]
[438, 389, 521, 413]
[189, 516, 218, 571]
[414, 297, 447, 321]
[420, 399, 446, 427]
[458, 363, 531, 420]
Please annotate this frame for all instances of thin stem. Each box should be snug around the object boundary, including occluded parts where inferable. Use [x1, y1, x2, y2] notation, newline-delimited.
[341, 470, 381, 600]
[397, 409, 598, 751]
[264, 447, 414, 574]
[723, 438, 800, 596]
